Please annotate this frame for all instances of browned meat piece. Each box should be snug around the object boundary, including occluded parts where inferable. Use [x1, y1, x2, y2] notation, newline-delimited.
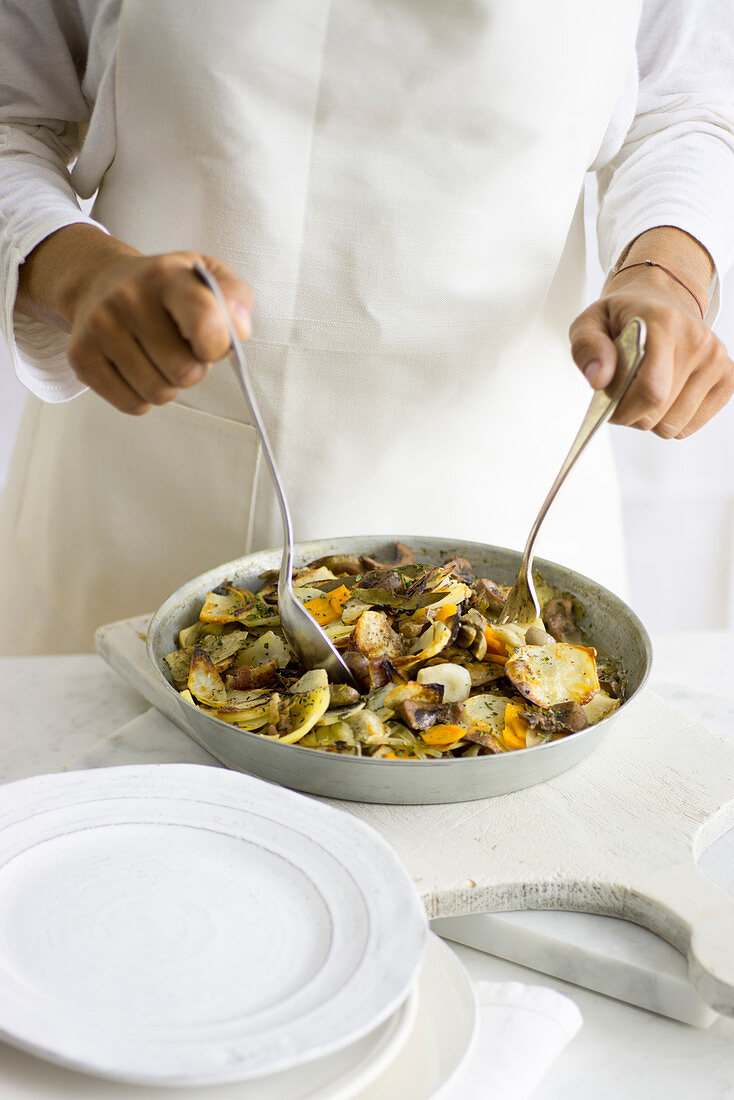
[394, 699, 464, 731]
[307, 553, 363, 575]
[472, 579, 509, 617]
[542, 597, 584, 644]
[226, 659, 279, 690]
[521, 701, 588, 734]
[442, 556, 475, 582]
[360, 542, 416, 570]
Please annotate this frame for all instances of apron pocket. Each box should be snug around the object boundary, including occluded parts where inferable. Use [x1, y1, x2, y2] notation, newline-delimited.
[16, 396, 262, 644]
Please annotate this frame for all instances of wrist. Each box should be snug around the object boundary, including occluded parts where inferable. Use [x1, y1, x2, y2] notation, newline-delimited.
[606, 225, 712, 320]
[17, 224, 141, 329]
[606, 261, 707, 320]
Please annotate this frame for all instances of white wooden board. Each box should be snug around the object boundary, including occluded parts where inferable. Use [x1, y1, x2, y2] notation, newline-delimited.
[96, 616, 734, 1023]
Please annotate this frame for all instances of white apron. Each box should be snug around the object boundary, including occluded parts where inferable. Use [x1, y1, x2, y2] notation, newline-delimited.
[1, 0, 641, 655]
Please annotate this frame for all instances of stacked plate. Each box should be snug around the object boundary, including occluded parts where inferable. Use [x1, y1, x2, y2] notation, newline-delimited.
[0, 764, 477, 1097]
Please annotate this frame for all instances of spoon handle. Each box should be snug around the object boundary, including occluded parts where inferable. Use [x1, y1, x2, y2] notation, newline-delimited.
[520, 316, 647, 581]
[192, 263, 295, 592]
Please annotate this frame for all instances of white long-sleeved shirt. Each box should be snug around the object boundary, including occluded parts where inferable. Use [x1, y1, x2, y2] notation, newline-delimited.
[2, 0, 734, 403]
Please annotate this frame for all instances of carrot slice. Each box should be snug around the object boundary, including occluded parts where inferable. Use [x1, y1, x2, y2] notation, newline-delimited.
[302, 596, 341, 625]
[502, 703, 528, 749]
[420, 723, 465, 748]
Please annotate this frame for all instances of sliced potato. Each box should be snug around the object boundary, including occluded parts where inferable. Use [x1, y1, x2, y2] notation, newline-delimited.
[463, 692, 512, 735]
[199, 630, 248, 669]
[164, 648, 193, 688]
[583, 690, 620, 725]
[408, 620, 452, 659]
[324, 619, 355, 643]
[316, 701, 365, 726]
[199, 587, 258, 623]
[235, 630, 291, 669]
[293, 566, 337, 587]
[278, 671, 330, 744]
[238, 605, 281, 628]
[290, 668, 329, 693]
[384, 681, 441, 711]
[204, 704, 271, 727]
[352, 610, 404, 660]
[347, 709, 388, 744]
[178, 621, 223, 649]
[187, 647, 227, 707]
[341, 599, 372, 625]
[489, 622, 540, 651]
[223, 687, 273, 711]
[505, 643, 599, 708]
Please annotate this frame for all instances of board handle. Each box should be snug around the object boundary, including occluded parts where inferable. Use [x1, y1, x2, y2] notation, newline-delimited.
[630, 865, 734, 1015]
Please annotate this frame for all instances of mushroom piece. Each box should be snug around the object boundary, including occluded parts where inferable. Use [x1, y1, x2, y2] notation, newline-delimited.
[542, 597, 584, 644]
[471, 578, 509, 618]
[394, 698, 464, 732]
[441, 556, 476, 583]
[524, 625, 556, 647]
[307, 553, 363, 575]
[520, 701, 589, 735]
[462, 725, 504, 753]
[360, 541, 416, 570]
[458, 608, 490, 660]
[226, 659, 279, 690]
[329, 683, 362, 707]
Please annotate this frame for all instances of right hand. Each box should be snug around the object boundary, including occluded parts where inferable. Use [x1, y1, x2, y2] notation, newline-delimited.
[21, 228, 254, 415]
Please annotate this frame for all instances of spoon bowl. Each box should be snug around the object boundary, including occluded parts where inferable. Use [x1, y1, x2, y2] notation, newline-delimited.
[193, 262, 356, 685]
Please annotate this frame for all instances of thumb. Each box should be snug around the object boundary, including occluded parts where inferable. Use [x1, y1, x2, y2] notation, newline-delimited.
[201, 254, 255, 341]
[569, 306, 617, 391]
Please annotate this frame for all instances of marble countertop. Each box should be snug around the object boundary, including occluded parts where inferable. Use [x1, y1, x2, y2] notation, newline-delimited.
[2, 632, 734, 1098]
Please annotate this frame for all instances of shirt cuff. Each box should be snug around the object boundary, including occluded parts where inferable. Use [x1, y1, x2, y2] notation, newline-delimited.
[3, 212, 108, 403]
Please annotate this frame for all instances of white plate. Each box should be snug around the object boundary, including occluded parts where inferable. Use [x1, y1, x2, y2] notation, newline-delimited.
[0, 933, 472, 1100]
[354, 933, 477, 1100]
[0, 764, 426, 1086]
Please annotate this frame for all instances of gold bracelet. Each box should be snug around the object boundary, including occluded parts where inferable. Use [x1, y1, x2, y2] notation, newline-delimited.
[611, 260, 705, 319]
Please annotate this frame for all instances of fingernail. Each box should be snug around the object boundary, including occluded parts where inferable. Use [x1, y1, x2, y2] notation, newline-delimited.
[583, 359, 604, 386]
[232, 303, 252, 339]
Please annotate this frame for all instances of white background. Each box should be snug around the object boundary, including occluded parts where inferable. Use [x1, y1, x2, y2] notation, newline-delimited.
[1, 186, 732, 633]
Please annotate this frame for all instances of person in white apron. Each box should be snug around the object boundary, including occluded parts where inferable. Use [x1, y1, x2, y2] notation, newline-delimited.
[1, 1, 733, 654]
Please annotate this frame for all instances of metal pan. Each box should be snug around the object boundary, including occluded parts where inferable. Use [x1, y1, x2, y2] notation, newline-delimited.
[146, 535, 652, 804]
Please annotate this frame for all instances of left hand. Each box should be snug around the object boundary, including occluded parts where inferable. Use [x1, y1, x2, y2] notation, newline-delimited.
[568, 264, 734, 439]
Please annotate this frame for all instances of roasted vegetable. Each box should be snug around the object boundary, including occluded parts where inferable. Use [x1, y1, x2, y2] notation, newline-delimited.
[505, 643, 599, 708]
[163, 545, 625, 759]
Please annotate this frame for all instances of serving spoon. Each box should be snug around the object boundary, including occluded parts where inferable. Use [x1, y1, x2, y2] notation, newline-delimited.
[497, 316, 647, 626]
[193, 262, 356, 685]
